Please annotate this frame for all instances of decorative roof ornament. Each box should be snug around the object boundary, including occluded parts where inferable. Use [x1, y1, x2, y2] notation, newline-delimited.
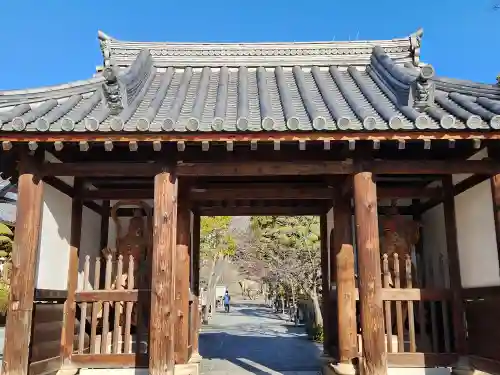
[101, 67, 125, 115]
[409, 28, 424, 67]
[412, 64, 436, 110]
[98, 30, 113, 68]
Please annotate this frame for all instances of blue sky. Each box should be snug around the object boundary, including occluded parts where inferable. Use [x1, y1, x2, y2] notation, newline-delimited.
[0, 0, 499, 90]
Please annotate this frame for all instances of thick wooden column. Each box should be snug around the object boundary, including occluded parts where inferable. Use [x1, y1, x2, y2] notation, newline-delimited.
[190, 212, 201, 359]
[489, 145, 500, 273]
[150, 168, 177, 375]
[175, 192, 191, 364]
[61, 178, 84, 365]
[442, 176, 467, 355]
[333, 186, 357, 364]
[320, 213, 331, 355]
[353, 172, 387, 375]
[2, 152, 44, 375]
[192, 213, 201, 297]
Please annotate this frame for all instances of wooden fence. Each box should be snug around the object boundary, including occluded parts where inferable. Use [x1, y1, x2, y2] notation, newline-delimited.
[71, 255, 149, 368]
[350, 253, 458, 367]
[68, 254, 200, 368]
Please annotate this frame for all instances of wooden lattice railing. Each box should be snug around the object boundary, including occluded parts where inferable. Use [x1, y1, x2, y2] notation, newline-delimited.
[73, 255, 149, 363]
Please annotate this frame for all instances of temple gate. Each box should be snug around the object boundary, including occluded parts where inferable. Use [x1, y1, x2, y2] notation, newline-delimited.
[0, 28, 500, 375]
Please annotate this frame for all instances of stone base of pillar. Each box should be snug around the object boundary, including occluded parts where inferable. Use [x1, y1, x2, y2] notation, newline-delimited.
[323, 362, 357, 375]
[188, 351, 203, 363]
[175, 362, 199, 375]
[451, 356, 474, 375]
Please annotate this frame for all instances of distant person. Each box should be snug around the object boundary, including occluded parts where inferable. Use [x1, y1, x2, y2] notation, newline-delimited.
[223, 291, 231, 313]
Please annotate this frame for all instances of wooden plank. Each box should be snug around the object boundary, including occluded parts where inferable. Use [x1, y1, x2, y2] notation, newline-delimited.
[2, 130, 500, 142]
[386, 353, 458, 367]
[149, 167, 177, 375]
[41, 159, 500, 177]
[34, 289, 68, 302]
[28, 356, 61, 375]
[353, 171, 387, 375]
[380, 288, 451, 301]
[333, 185, 357, 363]
[175, 197, 191, 364]
[442, 176, 468, 356]
[70, 353, 149, 368]
[198, 205, 326, 216]
[2, 151, 44, 375]
[60, 178, 83, 365]
[462, 285, 500, 299]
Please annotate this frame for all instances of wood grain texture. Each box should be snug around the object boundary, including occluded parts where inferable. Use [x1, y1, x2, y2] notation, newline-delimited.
[2, 152, 44, 375]
[333, 189, 357, 363]
[353, 172, 387, 375]
[60, 178, 83, 364]
[175, 198, 191, 364]
[442, 176, 467, 355]
[149, 168, 177, 375]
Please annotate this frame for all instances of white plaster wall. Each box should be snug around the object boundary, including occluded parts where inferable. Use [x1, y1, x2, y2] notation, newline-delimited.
[35, 183, 72, 290]
[421, 159, 500, 288]
[454, 180, 500, 287]
[77, 206, 102, 290]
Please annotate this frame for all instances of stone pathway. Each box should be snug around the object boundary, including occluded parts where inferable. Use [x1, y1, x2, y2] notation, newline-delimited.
[199, 300, 322, 375]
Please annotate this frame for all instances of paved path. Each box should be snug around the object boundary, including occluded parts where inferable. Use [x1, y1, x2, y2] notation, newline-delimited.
[199, 300, 322, 375]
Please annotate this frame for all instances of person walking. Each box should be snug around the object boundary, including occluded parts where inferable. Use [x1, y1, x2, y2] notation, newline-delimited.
[223, 290, 231, 313]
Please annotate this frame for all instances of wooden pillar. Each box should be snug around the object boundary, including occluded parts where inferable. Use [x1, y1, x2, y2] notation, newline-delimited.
[489, 145, 500, 273]
[60, 178, 84, 365]
[2, 152, 44, 375]
[192, 212, 201, 297]
[442, 176, 467, 355]
[320, 213, 331, 355]
[149, 168, 177, 375]
[353, 172, 387, 375]
[333, 185, 357, 363]
[175, 191, 190, 364]
[190, 212, 201, 358]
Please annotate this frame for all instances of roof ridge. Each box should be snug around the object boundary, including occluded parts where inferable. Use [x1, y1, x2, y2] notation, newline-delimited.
[99, 29, 422, 68]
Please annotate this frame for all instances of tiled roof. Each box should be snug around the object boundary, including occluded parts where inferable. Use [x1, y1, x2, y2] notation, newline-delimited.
[1, 29, 500, 134]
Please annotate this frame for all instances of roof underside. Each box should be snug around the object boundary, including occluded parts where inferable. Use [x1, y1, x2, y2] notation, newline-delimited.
[1, 29, 500, 134]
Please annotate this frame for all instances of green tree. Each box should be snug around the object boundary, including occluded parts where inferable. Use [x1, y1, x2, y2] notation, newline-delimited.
[249, 216, 323, 327]
[0, 223, 14, 259]
[200, 216, 236, 322]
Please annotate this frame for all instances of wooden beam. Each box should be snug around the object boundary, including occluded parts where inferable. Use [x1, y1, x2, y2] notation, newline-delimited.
[197, 205, 326, 216]
[2, 152, 44, 375]
[81, 185, 438, 201]
[416, 173, 490, 214]
[489, 145, 500, 274]
[82, 189, 153, 200]
[149, 168, 177, 375]
[353, 172, 387, 375]
[333, 183, 358, 364]
[442, 176, 468, 355]
[60, 178, 83, 365]
[174, 193, 190, 364]
[43, 176, 101, 214]
[41, 159, 500, 178]
[2, 130, 500, 143]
